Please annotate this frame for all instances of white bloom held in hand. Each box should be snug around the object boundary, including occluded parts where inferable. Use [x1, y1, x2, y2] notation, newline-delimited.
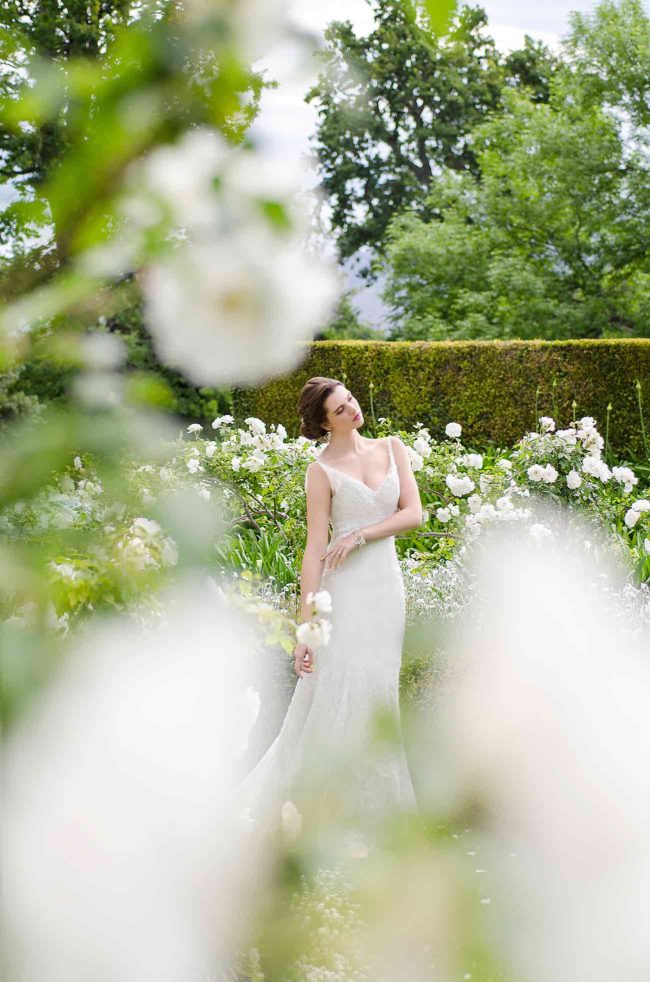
[445, 422, 462, 439]
[296, 618, 331, 650]
[446, 473, 475, 497]
[306, 589, 332, 614]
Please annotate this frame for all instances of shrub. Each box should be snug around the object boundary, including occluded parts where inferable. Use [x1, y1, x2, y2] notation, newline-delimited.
[232, 339, 650, 457]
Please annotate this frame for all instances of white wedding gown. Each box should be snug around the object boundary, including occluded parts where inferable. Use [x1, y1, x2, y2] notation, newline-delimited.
[236, 436, 417, 833]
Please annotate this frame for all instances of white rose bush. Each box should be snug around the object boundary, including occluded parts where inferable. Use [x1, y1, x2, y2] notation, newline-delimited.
[4, 412, 647, 646]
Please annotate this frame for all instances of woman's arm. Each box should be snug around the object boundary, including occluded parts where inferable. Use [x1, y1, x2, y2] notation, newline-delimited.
[357, 436, 423, 542]
[298, 462, 331, 625]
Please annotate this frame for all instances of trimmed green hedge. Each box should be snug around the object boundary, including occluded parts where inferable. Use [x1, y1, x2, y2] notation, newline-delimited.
[233, 340, 650, 457]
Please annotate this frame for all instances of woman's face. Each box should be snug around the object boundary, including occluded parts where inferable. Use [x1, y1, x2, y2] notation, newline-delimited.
[324, 384, 363, 435]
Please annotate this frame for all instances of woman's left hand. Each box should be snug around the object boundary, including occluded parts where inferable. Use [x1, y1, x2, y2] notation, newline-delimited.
[321, 532, 361, 571]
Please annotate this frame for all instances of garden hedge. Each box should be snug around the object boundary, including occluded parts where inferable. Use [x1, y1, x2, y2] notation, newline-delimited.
[232, 340, 650, 458]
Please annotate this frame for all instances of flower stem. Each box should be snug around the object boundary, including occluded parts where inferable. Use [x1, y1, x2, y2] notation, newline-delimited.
[636, 380, 649, 460]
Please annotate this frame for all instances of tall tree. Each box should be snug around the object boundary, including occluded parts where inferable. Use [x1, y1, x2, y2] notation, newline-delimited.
[306, 0, 560, 274]
[380, 0, 650, 341]
[1, 2, 135, 219]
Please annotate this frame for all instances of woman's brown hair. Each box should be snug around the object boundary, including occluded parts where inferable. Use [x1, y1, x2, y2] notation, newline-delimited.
[297, 376, 344, 441]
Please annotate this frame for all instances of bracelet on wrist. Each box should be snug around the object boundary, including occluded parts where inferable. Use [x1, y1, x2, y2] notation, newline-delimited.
[354, 532, 366, 548]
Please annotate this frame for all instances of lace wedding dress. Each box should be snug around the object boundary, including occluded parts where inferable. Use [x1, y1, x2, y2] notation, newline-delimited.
[236, 436, 417, 833]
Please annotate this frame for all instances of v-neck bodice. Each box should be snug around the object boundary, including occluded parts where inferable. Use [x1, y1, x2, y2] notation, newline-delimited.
[305, 437, 401, 544]
[315, 437, 395, 494]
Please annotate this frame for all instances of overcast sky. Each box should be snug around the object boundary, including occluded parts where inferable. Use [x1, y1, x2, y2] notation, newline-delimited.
[250, 0, 610, 327]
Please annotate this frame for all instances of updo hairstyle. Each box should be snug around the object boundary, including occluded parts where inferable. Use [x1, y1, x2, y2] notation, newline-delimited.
[297, 376, 344, 442]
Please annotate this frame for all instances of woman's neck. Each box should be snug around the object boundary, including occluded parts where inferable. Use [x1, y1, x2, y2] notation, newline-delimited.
[325, 431, 365, 457]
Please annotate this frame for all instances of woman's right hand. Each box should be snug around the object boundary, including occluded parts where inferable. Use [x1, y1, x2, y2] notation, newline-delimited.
[293, 642, 314, 678]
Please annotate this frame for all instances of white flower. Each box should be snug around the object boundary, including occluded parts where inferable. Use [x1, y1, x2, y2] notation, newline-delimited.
[497, 459, 513, 471]
[445, 422, 462, 439]
[73, 456, 83, 470]
[296, 618, 330, 649]
[446, 474, 475, 497]
[204, 441, 217, 458]
[612, 467, 638, 493]
[529, 523, 553, 543]
[527, 464, 546, 482]
[631, 499, 650, 513]
[496, 496, 513, 510]
[242, 451, 267, 473]
[159, 467, 173, 482]
[582, 456, 611, 482]
[567, 470, 582, 490]
[187, 458, 202, 474]
[467, 494, 482, 514]
[583, 431, 605, 455]
[541, 464, 558, 484]
[306, 589, 332, 614]
[244, 417, 266, 436]
[462, 453, 483, 469]
[578, 415, 596, 429]
[539, 416, 556, 433]
[556, 428, 577, 446]
[187, 423, 203, 435]
[231, 457, 241, 472]
[449, 503, 460, 516]
[436, 507, 451, 523]
[421, 509, 429, 524]
[644, 539, 650, 555]
[624, 509, 640, 529]
[413, 436, 432, 458]
[142, 230, 337, 388]
[407, 447, 424, 472]
[131, 517, 162, 538]
[212, 415, 234, 429]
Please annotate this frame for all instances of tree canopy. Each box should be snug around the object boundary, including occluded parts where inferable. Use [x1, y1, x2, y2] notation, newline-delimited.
[380, 0, 650, 340]
[306, 0, 560, 274]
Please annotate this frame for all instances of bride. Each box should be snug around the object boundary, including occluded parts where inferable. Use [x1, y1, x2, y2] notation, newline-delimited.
[236, 376, 423, 835]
